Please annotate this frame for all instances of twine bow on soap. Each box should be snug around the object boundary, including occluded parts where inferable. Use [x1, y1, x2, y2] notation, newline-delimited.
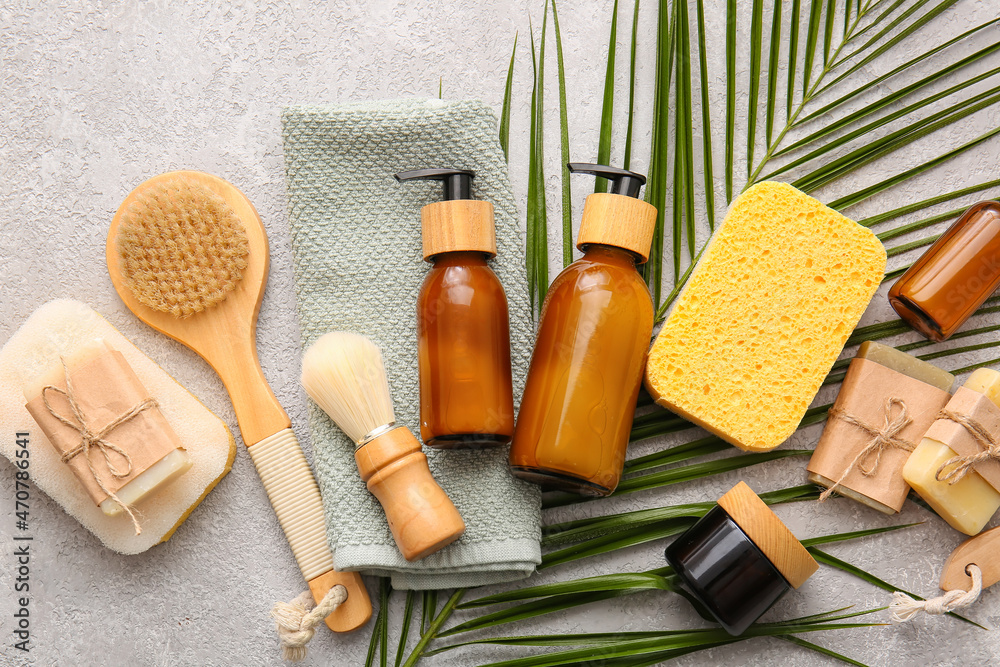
[819, 397, 916, 502]
[41, 358, 156, 535]
[934, 409, 1000, 485]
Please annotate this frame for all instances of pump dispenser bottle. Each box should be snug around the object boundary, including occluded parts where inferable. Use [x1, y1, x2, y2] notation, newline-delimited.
[396, 168, 515, 449]
[509, 163, 657, 496]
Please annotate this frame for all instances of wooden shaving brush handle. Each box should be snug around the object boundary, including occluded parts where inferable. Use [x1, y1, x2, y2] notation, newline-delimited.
[354, 427, 466, 561]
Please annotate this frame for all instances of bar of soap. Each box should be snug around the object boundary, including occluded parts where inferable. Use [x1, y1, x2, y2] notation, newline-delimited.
[903, 368, 1000, 535]
[0, 300, 236, 555]
[645, 182, 886, 451]
[807, 341, 953, 514]
[853, 341, 955, 392]
[99, 449, 192, 516]
[23, 339, 193, 516]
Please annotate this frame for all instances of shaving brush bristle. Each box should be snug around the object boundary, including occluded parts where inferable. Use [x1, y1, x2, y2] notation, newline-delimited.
[301, 332, 396, 443]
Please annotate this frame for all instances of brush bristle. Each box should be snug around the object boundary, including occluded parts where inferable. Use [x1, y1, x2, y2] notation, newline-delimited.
[117, 176, 250, 318]
[301, 332, 395, 443]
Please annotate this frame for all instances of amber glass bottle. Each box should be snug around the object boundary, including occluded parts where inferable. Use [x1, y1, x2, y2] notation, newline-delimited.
[509, 164, 657, 496]
[889, 201, 1000, 341]
[418, 251, 514, 446]
[397, 168, 515, 448]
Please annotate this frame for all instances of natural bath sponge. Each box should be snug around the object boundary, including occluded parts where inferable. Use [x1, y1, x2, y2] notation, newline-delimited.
[0, 300, 236, 554]
[645, 182, 886, 452]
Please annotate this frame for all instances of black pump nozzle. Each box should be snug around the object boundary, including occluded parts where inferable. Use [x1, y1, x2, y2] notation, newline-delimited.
[395, 168, 475, 201]
[567, 163, 646, 198]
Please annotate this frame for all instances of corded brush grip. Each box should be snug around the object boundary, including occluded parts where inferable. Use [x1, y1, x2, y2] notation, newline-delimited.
[355, 426, 466, 561]
[249, 428, 371, 632]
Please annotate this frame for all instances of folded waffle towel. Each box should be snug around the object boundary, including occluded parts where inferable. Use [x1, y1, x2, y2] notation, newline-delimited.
[281, 99, 541, 590]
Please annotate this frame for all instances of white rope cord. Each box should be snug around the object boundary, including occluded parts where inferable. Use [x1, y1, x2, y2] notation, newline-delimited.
[272, 584, 348, 662]
[889, 564, 983, 624]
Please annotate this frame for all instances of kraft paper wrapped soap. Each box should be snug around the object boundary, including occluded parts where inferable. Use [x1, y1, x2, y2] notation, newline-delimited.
[0, 300, 235, 554]
[23, 339, 192, 528]
[807, 342, 954, 514]
[903, 369, 1000, 535]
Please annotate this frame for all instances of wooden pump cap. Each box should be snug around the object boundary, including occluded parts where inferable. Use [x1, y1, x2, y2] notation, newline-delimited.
[421, 200, 497, 261]
[576, 193, 658, 263]
[355, 426, 466, 561]
[717, 482, 818, 589]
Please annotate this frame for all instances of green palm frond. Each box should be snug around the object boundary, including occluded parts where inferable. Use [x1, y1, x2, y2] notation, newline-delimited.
[382, 1, 1000, 663]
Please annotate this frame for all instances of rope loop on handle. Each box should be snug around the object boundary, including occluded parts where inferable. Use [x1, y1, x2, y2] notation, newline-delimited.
[889, 564, 983, 624]
[272, 584, 347, 661]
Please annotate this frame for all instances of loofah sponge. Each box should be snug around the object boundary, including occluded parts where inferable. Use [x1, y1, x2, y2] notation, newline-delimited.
[0, 300, 236, 554]
[645, 182, 886, 452]
[116, 176, 249, 318]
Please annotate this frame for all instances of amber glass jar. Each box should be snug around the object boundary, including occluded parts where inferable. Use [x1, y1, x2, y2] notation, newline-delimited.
[889, 201, 1000, 341]
[418, 251, 514, 447]
[509, 246, 654, 494]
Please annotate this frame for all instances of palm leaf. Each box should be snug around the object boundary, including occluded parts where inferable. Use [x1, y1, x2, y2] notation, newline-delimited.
[828, 125, 1000, 210]
[644, 0, 676, 303]
[778, 636, 869, 667]
[786, 0, 801, 120]
[550, 0, 573, 267]
[543, 449, 811, 509]
[766, 0, 782, 148]
[694, 0, 716, 228]
[828, 0, 961, 85]
[809, 548, 986, 628]
[824, 0, 837, 64]
[394, 590, 417, 667]
[857, 178, 1000, 227]
[525, 16, 543, 312]
[678, 0, 696, 258]
[400, 590, 465, 667]
[421, 590, 437, 635]
[624, 0, 641, 169]
[596, 0, 619, 194]
[747, 0, 765, 178]
[446, 524, 916, 639]
[725, 0, 736, 202]
[803, 17, 1000, 121]
[499, 33, 518, 162]
[374, 3, 1000, 663]
[802, 0, 824, 92]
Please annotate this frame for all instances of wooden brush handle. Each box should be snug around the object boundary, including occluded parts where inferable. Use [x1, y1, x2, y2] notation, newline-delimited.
[941, 525, 1000, 592]
[355, 426, 466, 561]
[249, 428, 372, 631]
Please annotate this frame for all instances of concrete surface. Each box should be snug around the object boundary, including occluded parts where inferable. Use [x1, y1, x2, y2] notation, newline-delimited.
[1, 0, 999, 665]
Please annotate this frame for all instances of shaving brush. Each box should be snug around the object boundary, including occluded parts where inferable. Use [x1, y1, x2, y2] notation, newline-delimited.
[302, 332, 466, 561]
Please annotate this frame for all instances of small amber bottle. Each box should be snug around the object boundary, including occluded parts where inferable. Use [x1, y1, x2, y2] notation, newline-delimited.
[509, 163, 657, 496]
[396, 168, 515, 448]
[889, 201, 1000, 341]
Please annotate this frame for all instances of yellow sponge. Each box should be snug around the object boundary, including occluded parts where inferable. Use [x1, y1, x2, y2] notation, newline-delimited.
[0, 300, 236, 554]
[645, 182, 886, 451]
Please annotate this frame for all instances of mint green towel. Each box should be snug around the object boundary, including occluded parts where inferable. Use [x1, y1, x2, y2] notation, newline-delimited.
[281, 99, 542, 590]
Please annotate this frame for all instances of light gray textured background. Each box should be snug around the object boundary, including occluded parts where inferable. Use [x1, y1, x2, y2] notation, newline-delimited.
[1, 1, 999, 665]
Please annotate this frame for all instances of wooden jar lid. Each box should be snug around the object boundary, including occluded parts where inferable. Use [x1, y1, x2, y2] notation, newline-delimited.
[421, 200, 497, 261]
[576, 193, 657, 263]
[717, 481, 818, 589]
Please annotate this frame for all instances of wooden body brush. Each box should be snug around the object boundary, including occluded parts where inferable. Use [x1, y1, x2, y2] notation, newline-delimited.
[106, 171, 371, 632]
[301, 332, 466, 561]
